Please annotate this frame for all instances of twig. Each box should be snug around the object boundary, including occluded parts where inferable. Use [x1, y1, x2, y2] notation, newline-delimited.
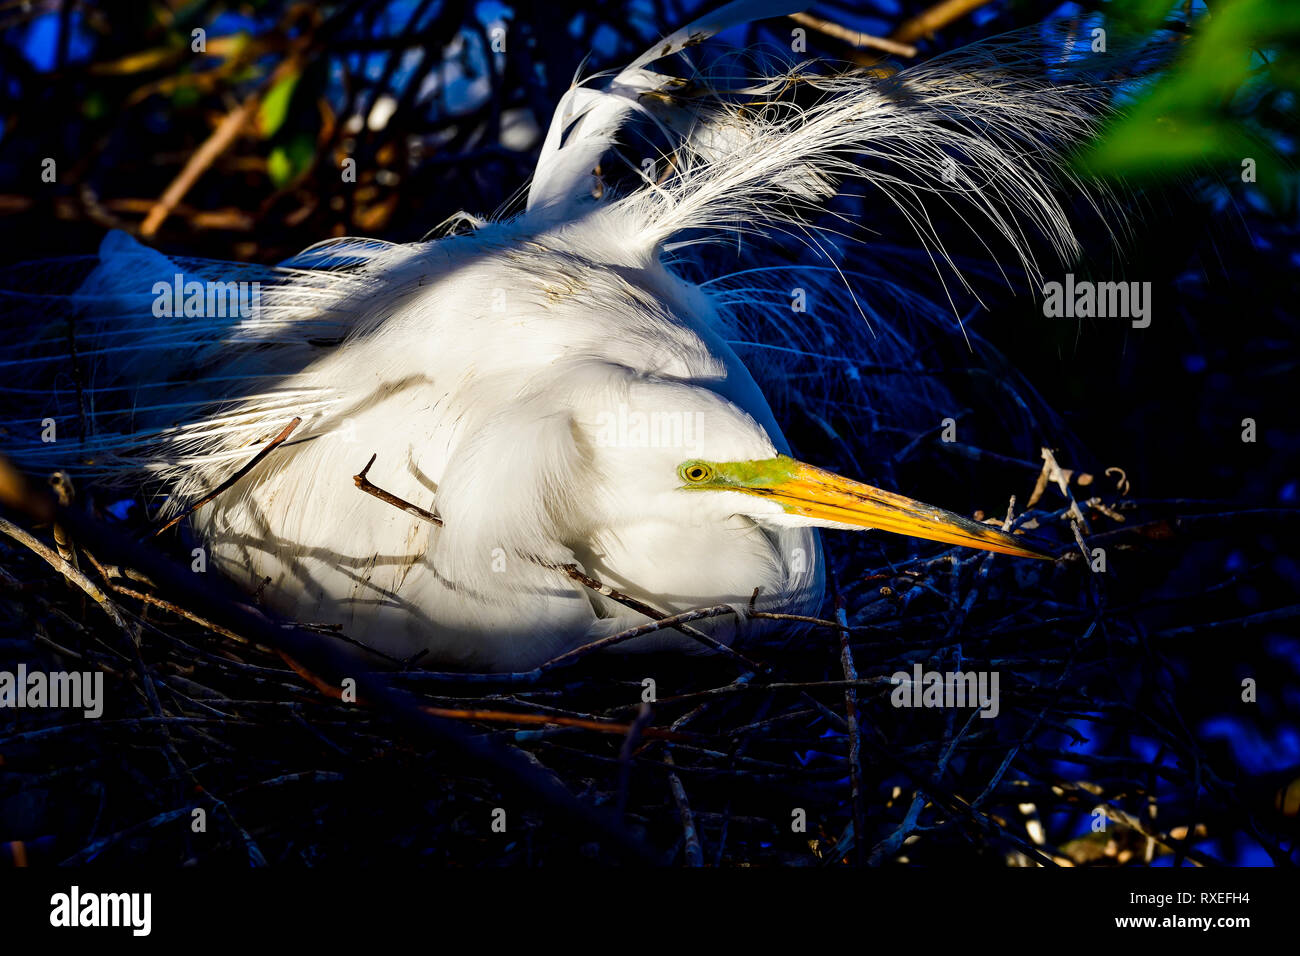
[421, 706, 695, 741]
[892, 0, 995, 45]
[665, 748, 704, 867]
[0, 515, 134, 637]
[790, 12, 918, 57]
[352, 453, 443, 525]
[831, 569, 867, 867]
[140, 95, 262, 237]
[82, 547, 250, 646]
[139, 44, 307, 237]
[548, 563, 766, 671]
[1096, 804, 1219, 866]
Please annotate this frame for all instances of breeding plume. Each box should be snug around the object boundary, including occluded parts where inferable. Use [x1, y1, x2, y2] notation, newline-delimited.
[4, 2, 1115, 671]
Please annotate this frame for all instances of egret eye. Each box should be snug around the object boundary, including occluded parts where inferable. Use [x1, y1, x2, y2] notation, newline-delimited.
[680, 462, 713, 484]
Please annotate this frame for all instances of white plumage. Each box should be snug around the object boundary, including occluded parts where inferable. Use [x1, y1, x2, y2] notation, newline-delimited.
[2, 3, 1119, 670]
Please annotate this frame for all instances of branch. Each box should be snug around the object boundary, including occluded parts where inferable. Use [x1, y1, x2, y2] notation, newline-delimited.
[352, 453, 443, 525]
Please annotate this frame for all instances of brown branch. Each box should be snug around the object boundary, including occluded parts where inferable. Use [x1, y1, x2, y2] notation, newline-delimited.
[140, 95, 261, 238]
[790, 12, 918, 57]
[0, 515, 134, 637]
[421, 706, 695, 742]
[539, 604, 741, 671]
[83, 547, 251, 647]
[352, 453, 443, 525]
[892, 0, 995, 45]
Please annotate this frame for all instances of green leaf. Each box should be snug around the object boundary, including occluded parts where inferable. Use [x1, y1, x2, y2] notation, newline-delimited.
[258, 69, 300, 139]
[1074, 0, 1300, 192]
[267, 132, 316, 188]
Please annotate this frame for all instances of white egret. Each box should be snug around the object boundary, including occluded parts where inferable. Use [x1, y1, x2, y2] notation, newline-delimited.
[5, 2, 1115, 671]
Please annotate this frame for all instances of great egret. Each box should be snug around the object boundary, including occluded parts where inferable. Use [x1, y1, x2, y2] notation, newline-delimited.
[5, 2, 1115, 671]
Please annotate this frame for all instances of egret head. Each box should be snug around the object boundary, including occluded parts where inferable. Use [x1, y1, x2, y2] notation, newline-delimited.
[674, 454, 1049, 559]
[581, 380, 1049, 560]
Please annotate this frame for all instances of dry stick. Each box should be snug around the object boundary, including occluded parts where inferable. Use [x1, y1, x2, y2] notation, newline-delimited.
[546, 563, 765, 671]
[830, 567, 867, 867]
[154, 417, 302, 537]
[1032, 447, 1089, 531]
[140, 96, 261, 237]
[0, 516, 133, 637]
[84, 549, 249, 646]
[353, 453, 443, 525]
[751, 610, 856, 630]
[421, 706, 696, 742]
[789, 11, 918, 57]
[1070, 519, 1093, 565]
[892, 0, 995, 45]
[649, 676, 896, 707]
[665, 748, 705, 867]
[536, 605, 741, 672]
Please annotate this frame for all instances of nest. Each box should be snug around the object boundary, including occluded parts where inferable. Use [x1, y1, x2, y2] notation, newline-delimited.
[1, 440, 1292, 868]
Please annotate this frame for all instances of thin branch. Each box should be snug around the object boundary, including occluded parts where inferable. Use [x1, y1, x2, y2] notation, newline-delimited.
[665, 748, 705, 866]
[790, 12, 918, 57]
[352, 453, 443, 524]
[832, 569, 867, 867]
[421, 706, 696, 742]
[892, 0, 996, 45]
[0, 515, 134, 637]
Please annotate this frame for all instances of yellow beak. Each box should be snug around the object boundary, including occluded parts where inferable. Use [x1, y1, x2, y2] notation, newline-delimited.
[754, 460, 1051, 560]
